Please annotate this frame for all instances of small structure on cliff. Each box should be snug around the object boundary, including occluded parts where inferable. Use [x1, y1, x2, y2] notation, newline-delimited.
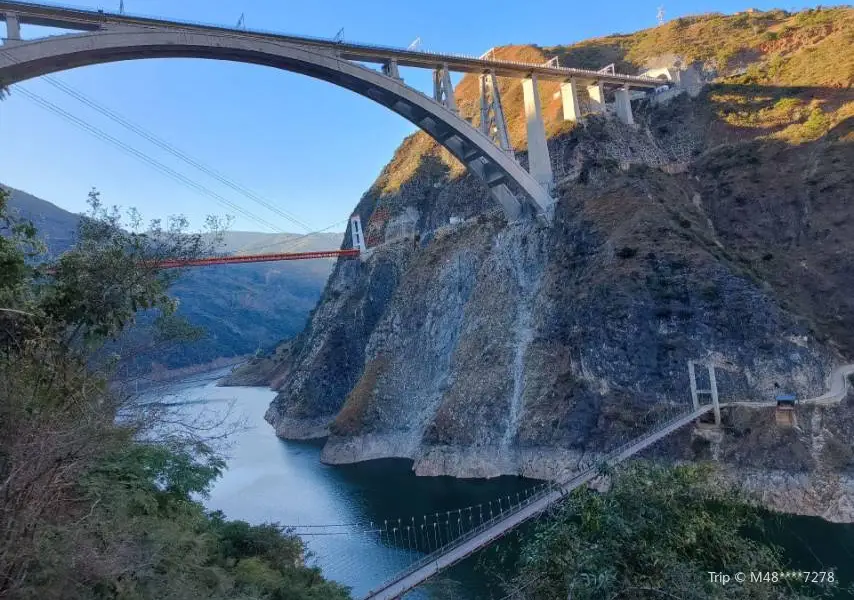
[775, 394, 797, 428]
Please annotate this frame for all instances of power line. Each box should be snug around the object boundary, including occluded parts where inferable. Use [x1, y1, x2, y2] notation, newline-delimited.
[39, 74, 315, 233]
[17, 85, 351, 256]
[2, 51, 353, 253]
[243, 216, 350, 254]
[16, 86, 286, 233]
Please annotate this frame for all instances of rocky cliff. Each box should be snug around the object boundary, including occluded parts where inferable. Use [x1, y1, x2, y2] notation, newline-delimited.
[235, 8, 854, 520]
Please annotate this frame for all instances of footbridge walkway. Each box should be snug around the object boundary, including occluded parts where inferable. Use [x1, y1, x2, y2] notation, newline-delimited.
[361, 405, 713, 599]
[358, 363, 853, 598]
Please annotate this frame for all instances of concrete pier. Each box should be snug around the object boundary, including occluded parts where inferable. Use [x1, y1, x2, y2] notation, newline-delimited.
[522, 75, 554, 188]
[614, 84, 634, 125]
[587, 82, 605, 114]
[560, 78, 580, 122]
[3, 12, 19, 42]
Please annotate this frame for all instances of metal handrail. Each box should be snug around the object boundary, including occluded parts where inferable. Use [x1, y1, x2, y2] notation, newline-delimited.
[1, 1, 661, 84]
[366, 408, 700, 595]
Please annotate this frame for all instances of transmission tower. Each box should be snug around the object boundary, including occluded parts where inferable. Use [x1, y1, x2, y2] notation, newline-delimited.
[657, 5, 666, 25]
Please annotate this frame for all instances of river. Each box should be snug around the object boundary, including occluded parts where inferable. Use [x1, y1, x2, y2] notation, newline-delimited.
[151, 370, 854, 599]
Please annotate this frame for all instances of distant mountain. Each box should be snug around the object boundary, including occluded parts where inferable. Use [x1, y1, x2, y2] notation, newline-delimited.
[4, 185, 340, 371]
[5, 186, 79, 255]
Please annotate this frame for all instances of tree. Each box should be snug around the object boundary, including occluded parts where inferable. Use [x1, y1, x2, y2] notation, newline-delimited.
[508, 463, 845, 600]
[0, 188, 350, 599]
[36, 189, 224, 350]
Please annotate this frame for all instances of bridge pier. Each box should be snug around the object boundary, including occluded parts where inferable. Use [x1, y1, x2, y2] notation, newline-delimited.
[3, 13, 20, 43]
[560, 77, 581, 122]
[350, 214, 366, 251]
[382, 59, 401, 81]
[522, 75, 554, 188]
[586, 82, 605, 114]
[490, 183, 523, 221]
[479, 72, 512, 156]
[432, 63, 457, 113]
[614, 84, 634, 125]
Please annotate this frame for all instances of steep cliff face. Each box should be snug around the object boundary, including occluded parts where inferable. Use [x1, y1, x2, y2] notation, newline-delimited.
[246, 8, 854, 519]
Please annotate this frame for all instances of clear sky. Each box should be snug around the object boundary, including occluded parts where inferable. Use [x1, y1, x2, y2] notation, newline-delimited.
[0, 0, 816, 234]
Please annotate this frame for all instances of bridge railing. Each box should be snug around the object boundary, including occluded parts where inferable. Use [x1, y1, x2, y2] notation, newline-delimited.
[365, 406, 699, 597]
[9, 1, 658, 83]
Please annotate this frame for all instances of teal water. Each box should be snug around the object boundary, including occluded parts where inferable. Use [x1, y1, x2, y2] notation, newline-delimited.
[760, 514, 854, 598]
[151, 372, 854, 599]
[151, 372, 536, 599]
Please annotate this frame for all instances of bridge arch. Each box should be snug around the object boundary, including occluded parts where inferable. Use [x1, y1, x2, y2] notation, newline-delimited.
[0, 29, 554, 220]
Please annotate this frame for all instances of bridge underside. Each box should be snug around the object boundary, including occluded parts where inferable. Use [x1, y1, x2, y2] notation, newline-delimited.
[0, 29, 555, 221]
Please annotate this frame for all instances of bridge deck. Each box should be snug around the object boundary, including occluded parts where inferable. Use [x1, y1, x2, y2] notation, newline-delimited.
[0, 1, 661, 88]
[362, 406, 713, 600]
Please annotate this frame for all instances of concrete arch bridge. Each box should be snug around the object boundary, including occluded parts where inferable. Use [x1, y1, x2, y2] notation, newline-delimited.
[0, 0, 664, 224]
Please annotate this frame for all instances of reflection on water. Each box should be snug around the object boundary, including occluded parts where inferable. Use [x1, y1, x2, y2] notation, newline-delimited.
[149, 371, 854, 599]
[148, 371, 537, 599]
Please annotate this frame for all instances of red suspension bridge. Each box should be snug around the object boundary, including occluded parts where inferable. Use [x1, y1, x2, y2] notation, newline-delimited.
[154, 248, 360, 269]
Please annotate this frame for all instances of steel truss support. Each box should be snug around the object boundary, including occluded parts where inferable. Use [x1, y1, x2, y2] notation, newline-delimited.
[382, 58, 401, 80]
[479, 71, 512, 156]
[432, 62, 457, 113]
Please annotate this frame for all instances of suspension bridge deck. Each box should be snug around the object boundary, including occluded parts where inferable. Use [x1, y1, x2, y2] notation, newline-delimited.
[362, 405, 714, 600]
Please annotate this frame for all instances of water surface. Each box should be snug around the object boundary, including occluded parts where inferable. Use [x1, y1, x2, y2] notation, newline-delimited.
[151, 370, 854, 598]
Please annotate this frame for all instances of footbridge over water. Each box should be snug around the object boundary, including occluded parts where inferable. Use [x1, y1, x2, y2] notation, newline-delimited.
[0, 0, 664, 222]
[279, 361, 853, 599]
[360, 405, 714, 599]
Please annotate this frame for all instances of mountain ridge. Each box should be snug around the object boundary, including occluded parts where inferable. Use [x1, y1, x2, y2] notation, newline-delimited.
[4, 185, 340, 372]
[240, 6, 854, 521]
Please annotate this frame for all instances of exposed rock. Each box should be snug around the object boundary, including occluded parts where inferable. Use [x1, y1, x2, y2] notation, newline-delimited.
[242, 9, 854, 521]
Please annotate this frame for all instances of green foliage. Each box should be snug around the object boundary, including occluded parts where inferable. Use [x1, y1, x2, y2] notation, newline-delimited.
[37, 189, 226, 348]
[510, 463, 843, 599]
[0, 188, 41, 309]
[0, 192, 350, 599]
[799, 108, 832, 140]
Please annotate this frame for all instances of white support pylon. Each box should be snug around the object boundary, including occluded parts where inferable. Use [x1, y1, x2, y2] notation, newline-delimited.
[4, 13, 20, 42]
[350, 214, 366, 252]
[479, 72, 512, 156]
[614, 84, 634, 125]
[522, 75, 554, 189]
[432, 63, 457, 113]
[560, 78, 581, 122]
[687, 360, 721, 426]
[587, 82, 605, 114]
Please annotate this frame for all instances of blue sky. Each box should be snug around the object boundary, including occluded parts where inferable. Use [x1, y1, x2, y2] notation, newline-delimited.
[1, 0, 817, 234]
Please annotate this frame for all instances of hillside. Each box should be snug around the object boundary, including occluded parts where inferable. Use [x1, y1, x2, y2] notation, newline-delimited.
[4, 186, 340, 372]
[236, 7, 854, 520]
